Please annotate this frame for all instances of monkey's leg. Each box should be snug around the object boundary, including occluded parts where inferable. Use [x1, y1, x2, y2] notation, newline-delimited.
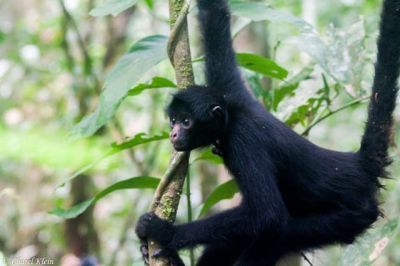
[235, 202, 379, 266]
[197, 240, 250, 266]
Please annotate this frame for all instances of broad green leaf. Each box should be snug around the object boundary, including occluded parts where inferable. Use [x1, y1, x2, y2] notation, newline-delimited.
[285, 64, 315, 85]
[143, 0, 154, 9]
[229, 0, 312, 31]
[51, 177, 160, 218]
[272, 83, 299, 111]
[110, 132, 169, 153]
[282, 96, 321, 127]
[294, 20, 367, 84]
[57, 132, 168, 187]
[199, 180, 239, 217]
[228, 0, 335, 87]
[90, 0, 138, 16]
[192, 148, 223, 165]
[128, 77, 176, 96]
[96, 176, 159, 197]
[341, 219, 399, 266]
[277, 80, 325, 127]
[272, 64, 314, 110]
[50, 199, 94, 219]
[236, 53, 288, 80]
[73, 35, 168, 137]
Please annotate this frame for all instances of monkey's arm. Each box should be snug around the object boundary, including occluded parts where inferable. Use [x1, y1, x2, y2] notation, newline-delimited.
[136, 169, 288, 250]
[198, 0, 248, 95]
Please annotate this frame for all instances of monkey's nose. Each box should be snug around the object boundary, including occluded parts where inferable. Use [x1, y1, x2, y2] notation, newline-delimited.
[170, 131, 178, 141]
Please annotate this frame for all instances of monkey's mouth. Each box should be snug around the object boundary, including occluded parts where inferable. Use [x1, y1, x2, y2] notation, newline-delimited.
[172, 142, 186, 151]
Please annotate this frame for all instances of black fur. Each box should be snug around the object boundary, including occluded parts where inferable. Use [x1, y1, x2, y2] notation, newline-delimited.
[136, 0, 400, 265]
[360, 0, 400, 180]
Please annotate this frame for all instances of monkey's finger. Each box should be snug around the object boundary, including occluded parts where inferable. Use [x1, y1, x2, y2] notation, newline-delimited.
[212, 147, 224, 156]
[140, 244, 149, 256]
[140, 241, 150, 265]
[143, 254, 149, 265]
[152, 248, 166, 258]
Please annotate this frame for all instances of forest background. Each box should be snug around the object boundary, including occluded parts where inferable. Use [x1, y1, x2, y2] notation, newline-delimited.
[0, 0, 399, 265]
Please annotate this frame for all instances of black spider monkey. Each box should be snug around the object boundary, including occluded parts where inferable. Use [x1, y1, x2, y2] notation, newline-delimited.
[136, 0, 400, 265]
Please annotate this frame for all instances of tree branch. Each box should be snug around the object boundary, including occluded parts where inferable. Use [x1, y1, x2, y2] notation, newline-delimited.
[147, 0, 195, 265]
[302, 96, 369, 136]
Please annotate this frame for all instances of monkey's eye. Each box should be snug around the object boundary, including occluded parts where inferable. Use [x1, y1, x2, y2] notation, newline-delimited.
[182, 118, 192, 129]
[170, 118, 176, 128]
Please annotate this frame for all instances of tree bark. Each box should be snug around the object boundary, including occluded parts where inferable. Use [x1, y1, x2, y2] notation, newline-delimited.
[147, 1, 194, 265]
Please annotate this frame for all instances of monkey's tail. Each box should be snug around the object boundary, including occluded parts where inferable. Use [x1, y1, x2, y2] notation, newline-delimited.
[360, 0, 400, 179]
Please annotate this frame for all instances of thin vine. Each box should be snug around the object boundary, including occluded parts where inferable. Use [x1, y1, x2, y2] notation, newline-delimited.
[146, 0, 195, 265]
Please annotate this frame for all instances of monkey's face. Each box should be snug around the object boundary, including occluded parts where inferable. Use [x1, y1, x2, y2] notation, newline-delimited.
[166, 86, 227, 151]
[167, 106, 225, 151]
[168, 112, 197, 151]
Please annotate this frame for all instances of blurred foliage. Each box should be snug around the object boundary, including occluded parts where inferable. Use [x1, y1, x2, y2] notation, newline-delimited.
[51, 176, 160, 219]
[90, 0, 138, 17]
[0, 0, 399, 265]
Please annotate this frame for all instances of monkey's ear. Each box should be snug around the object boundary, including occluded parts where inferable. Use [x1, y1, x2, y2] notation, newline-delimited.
[212, 106, 224, 119]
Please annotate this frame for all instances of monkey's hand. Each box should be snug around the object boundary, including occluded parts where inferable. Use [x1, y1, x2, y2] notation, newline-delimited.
[135, 212, 184, 266]
[212, 140, 224, 157]
[212, 146, 224, 157]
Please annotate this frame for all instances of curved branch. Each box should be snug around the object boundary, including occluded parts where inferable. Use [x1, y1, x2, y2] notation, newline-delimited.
[167, 1, 191, 67]
[147, 1, 195, 265]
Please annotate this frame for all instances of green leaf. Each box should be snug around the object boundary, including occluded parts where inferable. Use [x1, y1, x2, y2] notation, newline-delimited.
[110, 132, 169, 153]
[128, 77, 176, 96]
[294, 20, 367, 84]
[72, 35, 168, 137]
[341, 219, 399, 266]
[192, 149, 223, 165]
[97, 176, 160, 197]
[57, 132, 168, 187]
[143, 0, 154, 9]
[236, 53, 288, 80]
[50, 199, 94, 219]
[229, 0, 312, 31]
[228, 0, 330, 87]
[90, 0, 138, 16]
[272, 64, 314, 110]
[272, 83, 299, 111]
[51, 177, 160, 219]
[285, 64, 315, 85]
[199, 180, 239, 217]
